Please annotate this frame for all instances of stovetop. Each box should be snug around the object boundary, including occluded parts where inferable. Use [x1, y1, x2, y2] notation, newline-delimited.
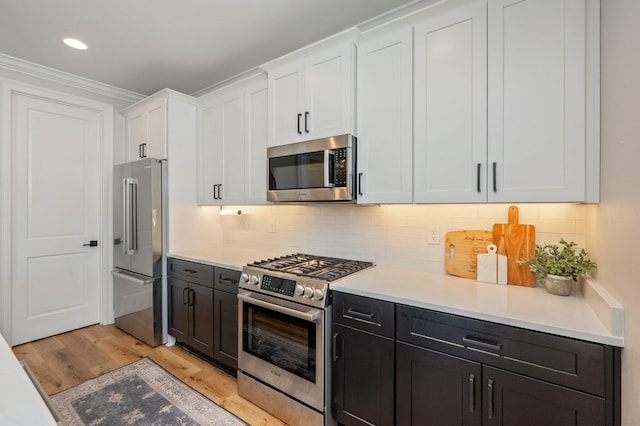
[241, 254, 374, 308]
[247, 253, 374, 282]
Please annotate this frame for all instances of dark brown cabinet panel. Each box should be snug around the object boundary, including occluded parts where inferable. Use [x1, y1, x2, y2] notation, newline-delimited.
[188, 282, 214, 357]
[213, 268, 240, 370]
[396, 342, 482, 426]
[483, 366, 605, 426]
[168, 276, 189, 340]
[332, 293, 395, 426]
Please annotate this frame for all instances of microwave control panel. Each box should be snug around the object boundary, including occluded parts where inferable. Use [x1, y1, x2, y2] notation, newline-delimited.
[335, 148, 348, 187]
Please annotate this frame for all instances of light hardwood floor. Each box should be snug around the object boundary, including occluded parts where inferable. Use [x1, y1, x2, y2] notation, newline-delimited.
[11, 324, 286, 426]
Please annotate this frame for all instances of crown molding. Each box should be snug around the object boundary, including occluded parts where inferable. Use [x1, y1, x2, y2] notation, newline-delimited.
[0, 52, 144, 103]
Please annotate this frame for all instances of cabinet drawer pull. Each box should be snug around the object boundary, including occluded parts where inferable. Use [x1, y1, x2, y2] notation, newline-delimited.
[346, 308, 375, 322]
[469, 373, 475, 413]
[183, 268, 197, 274]
[297, 113, 302, 134]
[488, 379, 494, 419]
[462, 336, 502, 352]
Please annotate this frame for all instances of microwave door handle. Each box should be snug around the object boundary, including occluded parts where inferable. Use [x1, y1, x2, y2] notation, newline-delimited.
[324, 150, 335, 188]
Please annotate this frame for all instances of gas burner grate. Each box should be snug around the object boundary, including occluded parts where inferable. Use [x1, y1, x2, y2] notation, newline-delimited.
[248, 253, 373, 281]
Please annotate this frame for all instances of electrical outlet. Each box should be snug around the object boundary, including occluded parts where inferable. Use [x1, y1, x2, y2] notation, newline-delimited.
[428, 226, 440, 245]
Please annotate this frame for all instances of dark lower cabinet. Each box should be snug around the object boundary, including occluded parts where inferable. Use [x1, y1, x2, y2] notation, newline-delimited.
[213, 268, 240, 370]
[167, 275, 214, 358]
[483, 366, 605, 426]
[333, 324, 394, 426]
[168, 258, 240, 371]
[396, 342, 481, 426]
[332, 292, 395, 426]
[331, 292, 620, 426]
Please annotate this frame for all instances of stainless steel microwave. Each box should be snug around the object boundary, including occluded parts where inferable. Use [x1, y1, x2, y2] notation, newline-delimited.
[267, 134, 355, 202]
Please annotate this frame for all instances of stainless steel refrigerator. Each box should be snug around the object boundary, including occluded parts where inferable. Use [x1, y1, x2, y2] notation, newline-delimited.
[112, 158, 167, 347]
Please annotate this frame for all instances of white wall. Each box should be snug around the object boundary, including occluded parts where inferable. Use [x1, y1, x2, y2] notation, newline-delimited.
[588, 1, 640, 424]
[219, 203, 589, 273]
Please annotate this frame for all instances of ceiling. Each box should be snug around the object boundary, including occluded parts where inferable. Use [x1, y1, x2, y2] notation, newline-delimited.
[0, 0, 419, 96]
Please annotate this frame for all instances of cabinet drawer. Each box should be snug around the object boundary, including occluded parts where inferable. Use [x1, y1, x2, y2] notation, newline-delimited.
[396, 305, 606, 396]
[333, 292, 394, 338]
[215, 268, 240, 294]
[168, 258, 214, 287]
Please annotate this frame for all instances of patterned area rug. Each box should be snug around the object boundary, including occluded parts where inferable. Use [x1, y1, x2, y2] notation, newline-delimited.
[50, 357, 247, 426]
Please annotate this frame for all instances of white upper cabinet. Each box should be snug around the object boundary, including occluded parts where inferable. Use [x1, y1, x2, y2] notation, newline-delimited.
[487, 0, 591, 202]
[356, 26, 414, 204]
[264, 30, 357, 147]
[121, 89, 198, 163]
[413, 0, 487, 203]
[197, 73, 268, 206]
[359, 0, 597, 204]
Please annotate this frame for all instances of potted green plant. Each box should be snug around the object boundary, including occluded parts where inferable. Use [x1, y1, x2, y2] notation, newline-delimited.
[517, 239, 597, 296]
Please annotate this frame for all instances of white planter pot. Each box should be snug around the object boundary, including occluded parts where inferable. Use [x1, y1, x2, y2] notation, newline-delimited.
[544, 274, 574, 296]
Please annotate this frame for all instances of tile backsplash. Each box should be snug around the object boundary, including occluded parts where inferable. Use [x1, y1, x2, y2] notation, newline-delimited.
[219, 203, 588, 273]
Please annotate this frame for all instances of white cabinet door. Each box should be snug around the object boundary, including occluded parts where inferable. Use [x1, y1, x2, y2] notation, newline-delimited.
[268, 61, 305, 146]
[488, 0, 586, 202]
[266, 35, 356, 147]
[305, 44, 354, 140]
[123, 95, 166, 161]
[413, 0, 487, 203]
[198, 74, 268, 206]
[357, 27, 413, 204]
[244, 78, 268, 205]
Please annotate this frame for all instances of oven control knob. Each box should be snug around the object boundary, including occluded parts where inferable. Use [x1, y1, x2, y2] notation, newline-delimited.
[304, 286, 314, 298]
[249, 275, 259, 285]
[240, 273, 249, 282]
[295, 285, 305, 296]
[313, 289, 324, 301]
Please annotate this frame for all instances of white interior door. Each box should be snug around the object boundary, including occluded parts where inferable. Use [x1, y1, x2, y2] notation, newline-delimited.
[11, 91, 103, 345]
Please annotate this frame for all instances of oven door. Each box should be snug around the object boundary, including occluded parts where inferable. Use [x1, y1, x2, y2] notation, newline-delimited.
[238, 290, 325, 412]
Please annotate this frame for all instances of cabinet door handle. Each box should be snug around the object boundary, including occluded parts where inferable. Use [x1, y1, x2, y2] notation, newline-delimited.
[469, 373, 475, 413]
[297, 113, 302, 134]
[462, 336, 502, 352]
[304, 111, 309, 133]
[492, 162, 497, 192]
[139, 143, 143, 158]
[358, 172, 363, 196]
[213, 185, 217, 200]
[487, 379, 494, 419]
[182, 288, 189, 305]
[477, 163, 482, 193]
[188, 289, 195, 307]
[218, 184, 223, 200]
[332, 332, 341, 361]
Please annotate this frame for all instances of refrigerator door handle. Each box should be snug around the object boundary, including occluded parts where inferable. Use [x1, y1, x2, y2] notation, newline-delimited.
[123, 178, 139, 255]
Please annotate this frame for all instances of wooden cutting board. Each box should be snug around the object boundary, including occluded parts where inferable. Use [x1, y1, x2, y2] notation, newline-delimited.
[444, 230, 494, 279]
[492, 206, 536, 287]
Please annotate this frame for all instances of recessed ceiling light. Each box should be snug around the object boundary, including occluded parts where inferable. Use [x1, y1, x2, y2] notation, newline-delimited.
[63, 38, 88, 50]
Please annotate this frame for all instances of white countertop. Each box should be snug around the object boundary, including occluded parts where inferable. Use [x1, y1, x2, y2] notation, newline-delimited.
[167, 247, 624, 347]
[168, 247, 276, 271]
[0, 334, 57, 425]
[332, 266, 624, 347]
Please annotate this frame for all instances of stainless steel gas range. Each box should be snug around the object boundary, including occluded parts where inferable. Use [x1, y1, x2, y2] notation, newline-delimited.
[237, 254, 373, 426]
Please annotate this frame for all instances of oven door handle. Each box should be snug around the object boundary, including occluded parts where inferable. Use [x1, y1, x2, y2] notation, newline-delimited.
[238, 293, 322, 322]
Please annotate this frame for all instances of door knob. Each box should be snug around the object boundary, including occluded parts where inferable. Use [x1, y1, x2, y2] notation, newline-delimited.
[83, 240, 98, 247]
